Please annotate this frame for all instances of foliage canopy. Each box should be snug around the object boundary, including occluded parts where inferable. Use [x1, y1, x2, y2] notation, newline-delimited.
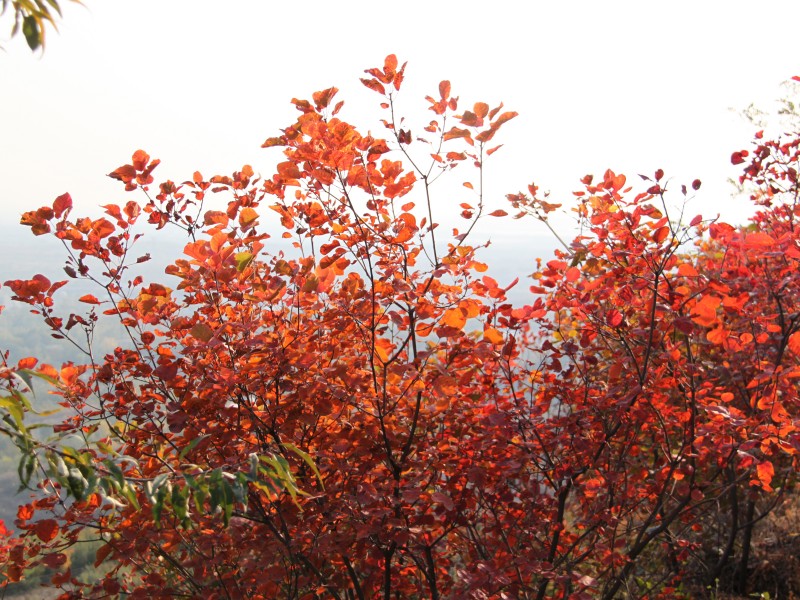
[2, 56, 800, 599]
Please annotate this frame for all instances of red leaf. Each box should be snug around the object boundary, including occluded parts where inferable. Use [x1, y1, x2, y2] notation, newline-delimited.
[52, 193, 72, 218]
[42, 552, 68, 569]
[431, 491, 454, 511]
[94, 543, 114, 568]
[79, 294, 101, 305]
[35, 519, 59, 543]
[109, 164, 136, 183]
[565, 267, 580, 282]
[691, 295, 721, 327]
[607, 309, 623, 327]
[488, 210, 508, 217]
[731, 150, 748, 165]
[17, 504, 34, 521]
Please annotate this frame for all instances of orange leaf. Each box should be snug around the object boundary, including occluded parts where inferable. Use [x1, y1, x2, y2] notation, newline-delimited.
[443, 127, 471, 142]
[439, 80, 451, 100]
[239, 207, 259, 228]
[360, 78, 386, 95]
[190, 323, 213, 342]
[79, 294, 101, 304]
[745, 232, 776, 247]
[483, 327, 503, 345]
[652, 226, 670, 244]
[261, 136, 285, 148]
[706, 326, 729, 346]
[374, 338, 393, 363]
[788, 331, 800, 356]
[92, 218, 115, 239]
[384, 53, 398, 74]
[486, 144, 504, 156]
[488, 210, 507, 217]
[204, 211, 229, 227]
[755, 461, 775, 492]
[433, 374, 458, 397]
[442, 308, 467, 330]
[312, 86, 338, 110]
[691, 295, 721, 328]
[132, 149, 150, 171]
[416, 321, 436, 337]
[108, 164, 136, 183]
[565, 267, 580, 283]
[277, 162, 302, 179]
[491, 111, 518, 128]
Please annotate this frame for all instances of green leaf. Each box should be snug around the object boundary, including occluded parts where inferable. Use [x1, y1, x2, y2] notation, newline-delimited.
[235, 251, 254, 272]
[0, 397, 26, 432]
[283, 442, 324, 489]
[17, 453, 36, 490]
[121, 484, 140, 511]
[19, 368, 59, 387]
[171, 485, 188, 522]
[103, 459, 125, 487]
[22, 15, 41, 51]
[43, 0, 64, 17]
[178, 434, 209, 460]
[152, 481, 171, 525]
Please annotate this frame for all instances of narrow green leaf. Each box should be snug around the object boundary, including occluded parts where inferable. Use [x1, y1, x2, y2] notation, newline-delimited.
[178, 434, 208, 460]
[283, 442, 324, 489]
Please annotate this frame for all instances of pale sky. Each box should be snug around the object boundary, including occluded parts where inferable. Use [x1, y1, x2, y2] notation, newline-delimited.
[2, 1, 800, 280]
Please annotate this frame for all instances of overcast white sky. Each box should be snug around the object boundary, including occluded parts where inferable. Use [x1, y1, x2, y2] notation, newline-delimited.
[2, 1, 800, 278]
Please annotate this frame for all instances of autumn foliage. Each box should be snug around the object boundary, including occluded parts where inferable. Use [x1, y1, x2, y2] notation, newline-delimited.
[2, 56, 800, 599]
